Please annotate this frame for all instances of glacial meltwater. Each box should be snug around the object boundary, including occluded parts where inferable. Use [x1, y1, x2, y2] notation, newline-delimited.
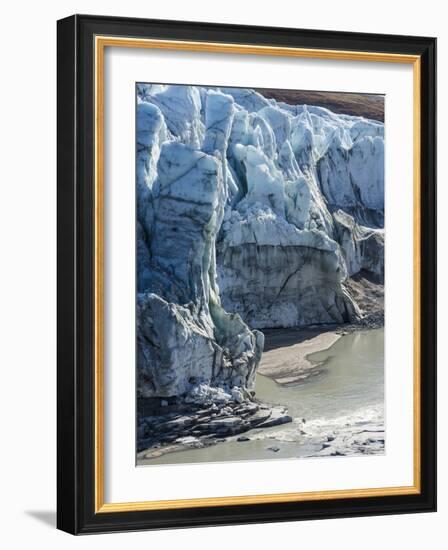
[140, 328, 384, 465]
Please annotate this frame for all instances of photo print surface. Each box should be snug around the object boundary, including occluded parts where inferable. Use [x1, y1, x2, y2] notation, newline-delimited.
[135, 83, 385, 466]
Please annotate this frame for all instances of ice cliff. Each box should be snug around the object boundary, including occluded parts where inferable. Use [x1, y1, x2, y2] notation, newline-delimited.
[136, 84, 384, 398]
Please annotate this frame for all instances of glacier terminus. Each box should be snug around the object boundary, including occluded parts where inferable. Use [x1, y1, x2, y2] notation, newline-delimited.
[135, 84, 385, 460]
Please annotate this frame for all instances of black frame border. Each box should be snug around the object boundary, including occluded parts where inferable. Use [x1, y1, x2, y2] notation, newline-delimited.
[57, 14, 436, 534]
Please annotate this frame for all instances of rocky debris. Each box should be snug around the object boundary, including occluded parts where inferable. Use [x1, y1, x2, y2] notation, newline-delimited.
[343, 272, 384, 329]
[246, 411, 385, 459]
[310, 427, 385, 457]
[137, 389, 292, 458]
[256, 408, 293, 428]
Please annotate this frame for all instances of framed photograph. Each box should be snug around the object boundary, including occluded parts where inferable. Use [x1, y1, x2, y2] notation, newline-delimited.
[57, 14, 436, 534]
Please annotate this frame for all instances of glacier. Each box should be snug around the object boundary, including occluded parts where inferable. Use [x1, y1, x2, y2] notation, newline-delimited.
[136, 84, 384, 401]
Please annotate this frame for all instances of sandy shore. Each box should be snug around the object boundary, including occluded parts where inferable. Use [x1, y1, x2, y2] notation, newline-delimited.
[258, 327, 343, 385]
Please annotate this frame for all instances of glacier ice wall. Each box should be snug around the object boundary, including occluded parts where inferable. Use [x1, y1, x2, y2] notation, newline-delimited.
[136, 84, 384, 397]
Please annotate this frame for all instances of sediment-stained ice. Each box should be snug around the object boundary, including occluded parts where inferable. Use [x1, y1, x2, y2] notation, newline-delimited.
[136, 84, 384, 397]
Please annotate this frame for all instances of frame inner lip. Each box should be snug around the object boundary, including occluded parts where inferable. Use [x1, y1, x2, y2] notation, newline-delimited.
[93, 35, 422, 513]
